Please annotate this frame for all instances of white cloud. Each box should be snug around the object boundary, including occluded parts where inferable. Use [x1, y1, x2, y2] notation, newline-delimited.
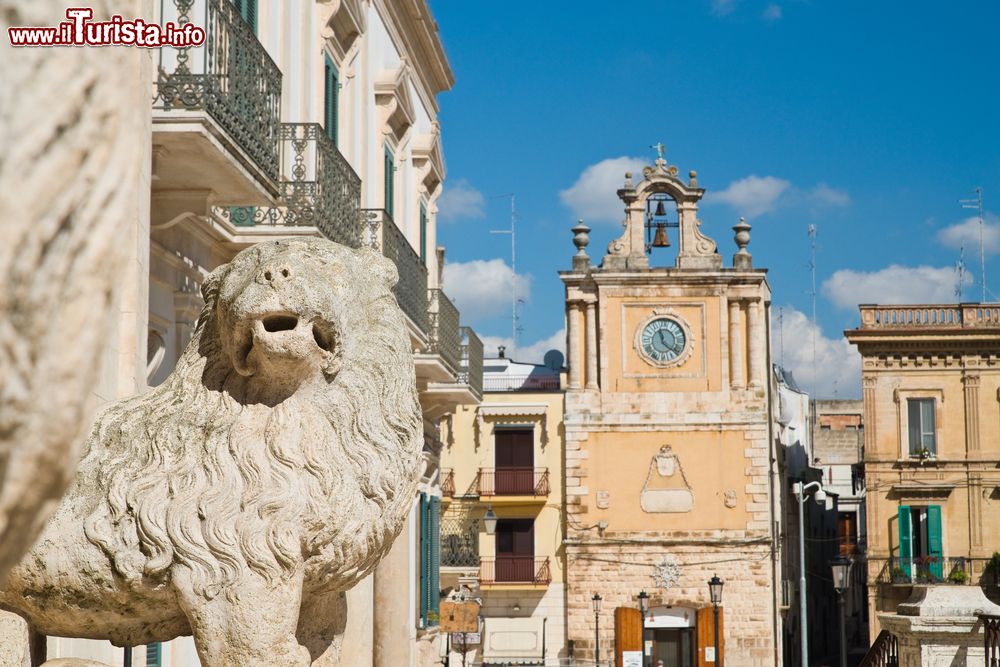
[774, 306, 861, 398]
[822, 264, 969, 310]
[936, 214, 1000, 256]
[806, 183, 850, 208]
[442, 259, 532, 322]
[762, 3, 782, 20]
[437, 179, 485, 222]
[559, 156, 647, 225]
[705, 175, 791, 217]
[480, 328, 567, 366]
[712, 0, 738, 15]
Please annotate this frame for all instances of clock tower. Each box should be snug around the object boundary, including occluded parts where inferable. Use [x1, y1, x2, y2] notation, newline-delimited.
[561, 154, 780, 667]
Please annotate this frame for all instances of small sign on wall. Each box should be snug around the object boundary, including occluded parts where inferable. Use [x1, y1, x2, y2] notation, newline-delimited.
[622, 650, 642, 667]
[705, 646, 716, 662]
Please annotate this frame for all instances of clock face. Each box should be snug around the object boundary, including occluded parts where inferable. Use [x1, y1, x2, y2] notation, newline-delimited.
[640, 318, 687, 364]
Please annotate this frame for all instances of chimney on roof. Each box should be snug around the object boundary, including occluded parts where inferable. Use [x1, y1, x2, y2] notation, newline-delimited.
[498, 345, 506, 358]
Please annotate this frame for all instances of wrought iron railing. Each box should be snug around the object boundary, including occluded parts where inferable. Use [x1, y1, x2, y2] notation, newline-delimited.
[858, 630, 898, 667]
[483, 374, 561, 392]
[441, 469, 455, 498]
[154, 0, 281, 180]
[875, 556, 994, 585]
[479, 557, 550, 585]
[362, 209, 428, 333]
[427, 289, 461, 374]
[983, 614, 1000, 667]
[459, 327, 484, 399]
[215, 123, 362, 245]
[441, 516, 479, 568]
[476, 468, 550, 497]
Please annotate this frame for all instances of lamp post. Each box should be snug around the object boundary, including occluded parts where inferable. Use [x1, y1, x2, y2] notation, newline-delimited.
[708, 575, 724, 667]
[797, 481, 826, 667]
[483, 506, 498, 535]
[592, 593, 603, 667]
[638, 590, 649, 666]
[830, 556, 853, 667]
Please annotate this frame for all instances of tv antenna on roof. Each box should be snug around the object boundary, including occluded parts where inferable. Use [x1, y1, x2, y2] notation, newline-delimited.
[959, 187, 985, 302]
[808, 225, 817, 397]
[955, 245, 966, 301]
[490, 194, 518, 356]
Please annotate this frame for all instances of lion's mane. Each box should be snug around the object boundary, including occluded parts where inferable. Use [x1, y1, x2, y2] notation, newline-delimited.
[81, 239, 422, 599]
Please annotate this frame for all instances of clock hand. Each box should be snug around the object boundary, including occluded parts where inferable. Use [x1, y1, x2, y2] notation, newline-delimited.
[658, 330, 668, 347]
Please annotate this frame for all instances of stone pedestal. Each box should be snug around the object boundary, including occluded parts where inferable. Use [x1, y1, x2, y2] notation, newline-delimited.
[879, 585, 1000, 667]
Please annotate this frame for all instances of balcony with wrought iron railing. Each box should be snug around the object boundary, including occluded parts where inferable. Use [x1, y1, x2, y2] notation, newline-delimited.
[441, 468, 456, 499]
[440, 516, 479, 569]
[483, 373, 561, 392]
[874, 556, 999, 586]
[362, 209, 428, 334]
[476, 468, 550, 499]
[479, 557, 551, 587]
[459, 327, 484, 400]
[857, 303, 1000, 330]
[213, 123, 363, 246]
[153, 0, 282, 194]
[426, 289, 462, 375]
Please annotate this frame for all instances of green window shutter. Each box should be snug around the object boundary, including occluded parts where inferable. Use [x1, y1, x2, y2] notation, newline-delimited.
[324, 55, 338, 146]
[898, 505, 912, 578]
[419, 493, 429, 626]
[429, 496, 441, 626]
[419, 204, 427, 262]
[230, 0, 257, 33]
[146, 643, 161, 667]
[927, 505, 943, 578]
[384, 148, 395, 217]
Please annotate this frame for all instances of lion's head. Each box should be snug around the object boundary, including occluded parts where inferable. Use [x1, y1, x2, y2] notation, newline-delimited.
[82, 238, 422, 598]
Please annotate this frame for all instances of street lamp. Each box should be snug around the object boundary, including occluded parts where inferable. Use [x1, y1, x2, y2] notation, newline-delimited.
[483, 506, 498, 535]
[708, 575, 724, 667]
[830, 556, 853, 667]
[592, 593, 603, 667]
[797, 481, 826, 667]
[637, 590, 649, 666]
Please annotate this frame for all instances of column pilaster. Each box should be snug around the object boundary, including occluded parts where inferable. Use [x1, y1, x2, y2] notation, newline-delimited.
[585, 301, 598, 390]
[729, 299, 744, 388]
[567, 302, 583, 389]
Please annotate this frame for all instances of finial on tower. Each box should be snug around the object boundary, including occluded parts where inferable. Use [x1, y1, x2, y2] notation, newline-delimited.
[650, 142, 666, 161]
[572, 219, 591, 272]
[733, 217, 752, 270]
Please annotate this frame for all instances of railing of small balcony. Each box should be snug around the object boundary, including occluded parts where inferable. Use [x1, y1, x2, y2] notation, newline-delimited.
[859, 304, 1000, 329]
[858, 630, 899, 667]
[459, 327, 484, 399]
[483, 374, 562, 392]
[362, 209, 428, 333]
[215, 123, 362, 246]
[476, 468, 550, 497]
[440, 469, 455, 498]
[154, 0, 281, 181]
[440, 516, 479, 569]
[982, 614, 1000, 667]
[479, 557, 551, 586]
[427, 289, 461, 375]
[875, 556, 995, 585]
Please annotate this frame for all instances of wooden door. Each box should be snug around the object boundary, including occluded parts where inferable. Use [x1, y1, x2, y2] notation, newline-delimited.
[495, 518, 534, 582]
[495, 428, 534, 494]
[696, 606, 724, 667]
[614, 607, 642, 667]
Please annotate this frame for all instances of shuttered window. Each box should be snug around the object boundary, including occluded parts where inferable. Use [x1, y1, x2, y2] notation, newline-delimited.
[898, 505, 943, 579]
[230, 0, 257, 33]
[146, 643, 162, 667]
[384, 147, 395, 217]
[419, 493, 440, 627]
[324, 54, 338, 146]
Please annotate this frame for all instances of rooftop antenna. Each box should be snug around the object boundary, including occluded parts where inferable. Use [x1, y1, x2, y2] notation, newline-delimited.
[490, 194, 518, 356]
[959, 187, 985, 302]
[777, 306, 784, 367]
[955, 245, 966, 301]
[808, 225, 818, 397]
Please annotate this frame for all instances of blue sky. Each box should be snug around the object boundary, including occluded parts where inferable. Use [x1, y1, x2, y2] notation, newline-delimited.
[430, 0, 1000, 398]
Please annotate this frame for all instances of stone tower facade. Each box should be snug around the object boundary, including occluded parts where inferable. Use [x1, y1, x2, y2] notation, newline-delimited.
[560, 155, 781, 667]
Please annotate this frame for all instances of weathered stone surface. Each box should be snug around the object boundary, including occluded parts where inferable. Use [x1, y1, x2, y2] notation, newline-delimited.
[0, 0, 146, 582]
[1, 239, 423, 666]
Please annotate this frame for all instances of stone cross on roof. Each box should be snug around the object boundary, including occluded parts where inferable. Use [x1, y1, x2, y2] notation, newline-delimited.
[650, 142, 666, 160]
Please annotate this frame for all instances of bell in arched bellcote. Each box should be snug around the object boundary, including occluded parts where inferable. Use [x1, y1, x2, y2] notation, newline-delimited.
[654, 200, 667, 218]
[651, 222, 671, 248]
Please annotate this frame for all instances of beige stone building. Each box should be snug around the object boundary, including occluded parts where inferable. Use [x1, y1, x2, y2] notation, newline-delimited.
[845, 304, 1000, 634]
[39, 0, 480, 665]
[439, 352, 567, 666]
[560, 157, 782, 667]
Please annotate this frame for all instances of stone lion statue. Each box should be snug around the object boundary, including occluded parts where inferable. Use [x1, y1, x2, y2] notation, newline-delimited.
[0, 238, 423, 666]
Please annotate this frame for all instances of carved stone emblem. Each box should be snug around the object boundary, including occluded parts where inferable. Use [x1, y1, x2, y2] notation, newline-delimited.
[596, 490, 611, 509]
[724, 489, 738, 509]
[640, 446, 694, 513]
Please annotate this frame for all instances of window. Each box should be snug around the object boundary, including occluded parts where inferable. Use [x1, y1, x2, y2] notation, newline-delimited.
[898, 505, 943, 580]
[419, 493, 440, 626]
[419, 203, 427, 262]
[323, 54, 338, 146]
[383, 147, 395, 217]
[495, 518, 534, 583]
[230, 0, 257, 33]
[907, 398, 936, 455]
[494, 428, 534, 495]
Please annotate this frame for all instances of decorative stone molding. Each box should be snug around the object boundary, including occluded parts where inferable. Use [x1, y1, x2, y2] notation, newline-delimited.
[375, 62, 416, 142]
[320, 0, 366, 60]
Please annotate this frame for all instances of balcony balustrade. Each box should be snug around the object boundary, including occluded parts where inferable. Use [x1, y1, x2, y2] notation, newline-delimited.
[427, 289, 461, 375]
[214, 123, 363, 246]
[441, 469, 456, 498]
[875, 556, 997, 586]
[362, 209, 428, 333]
[154, 0, 281, 182]
[476, 468, 550, 497]
[479, 557, 550, 586]
[483, 374, 561, 392]
[459, 327, 484, 400]
[859, 303, 1000, 329]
